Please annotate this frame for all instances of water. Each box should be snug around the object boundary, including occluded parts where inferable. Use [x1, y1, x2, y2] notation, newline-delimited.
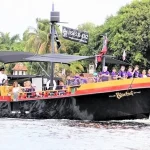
[0, 119, 150, 150]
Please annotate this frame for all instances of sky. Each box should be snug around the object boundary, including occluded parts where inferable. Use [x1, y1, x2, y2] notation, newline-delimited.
[0, 0, 132, 36]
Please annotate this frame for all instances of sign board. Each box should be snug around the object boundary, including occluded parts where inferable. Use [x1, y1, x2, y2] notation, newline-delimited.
[62, 26, 89, 44]
[89, 64, 94, 74]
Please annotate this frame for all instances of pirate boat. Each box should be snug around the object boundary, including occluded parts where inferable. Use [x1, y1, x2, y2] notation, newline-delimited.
[0, 5, 150, 121]
[0, 50, 150, 120]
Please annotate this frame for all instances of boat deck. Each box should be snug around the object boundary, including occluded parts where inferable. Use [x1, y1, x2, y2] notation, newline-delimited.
[0, 78, 150, 102]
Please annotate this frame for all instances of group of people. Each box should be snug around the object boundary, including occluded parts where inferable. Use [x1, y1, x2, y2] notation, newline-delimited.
[65, 65, 150, 85]
[66, 73, 88, 86]
[1, 64, 150, 100]
[99, 65, 150, 82]
[11, 80, 36, 100]
[0, 66, 36, 100]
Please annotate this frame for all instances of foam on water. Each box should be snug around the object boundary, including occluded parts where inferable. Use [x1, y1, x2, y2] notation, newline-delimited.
[0, 118, 150, 150]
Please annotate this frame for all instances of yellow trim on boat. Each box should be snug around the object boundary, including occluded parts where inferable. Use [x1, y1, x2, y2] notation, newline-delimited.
[78, 78, 150, 91]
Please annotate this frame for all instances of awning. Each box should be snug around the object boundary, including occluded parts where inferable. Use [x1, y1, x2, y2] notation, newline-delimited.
[103, 55, 129, 65]
[0, 51, 36, 63]
[0, 51, 129, 65]
[25, 53, 129, 65]
[24, 53, 93, 63]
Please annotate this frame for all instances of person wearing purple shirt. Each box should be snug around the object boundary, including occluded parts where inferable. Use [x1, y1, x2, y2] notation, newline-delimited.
[111, 68, 118, 80]
[99, 66, 110, 82]
[79, 73, 88, 84]
[133, 65, 140, 78]
[140, 69, 147, 78]
[66, 75, 74, 86]
[147, 69, 150, 77]
[118, 66, 126, 79]
[73, 73, 80, 85]
[126, 66, 133, 79]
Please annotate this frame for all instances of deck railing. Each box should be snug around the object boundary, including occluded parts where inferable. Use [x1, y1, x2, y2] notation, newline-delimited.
[0, 76, 137, 102]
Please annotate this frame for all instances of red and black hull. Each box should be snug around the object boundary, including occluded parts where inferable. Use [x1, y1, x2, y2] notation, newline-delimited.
[0, 88, 150, 120]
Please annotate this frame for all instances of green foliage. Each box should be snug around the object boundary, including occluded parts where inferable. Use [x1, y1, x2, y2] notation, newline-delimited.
[59, 62, 84, 75]
[0, 32, 21, 50]
[0, 32, 24, 74]
[2, 0, 150, 75]
[23, 18, 50, 54]
[95, 0, 150, 67]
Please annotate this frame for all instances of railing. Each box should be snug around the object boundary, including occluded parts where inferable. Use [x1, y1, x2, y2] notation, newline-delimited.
[18, 89, 68, 99]
[0, 84, 80, 101]
[0, 77, 143, 102]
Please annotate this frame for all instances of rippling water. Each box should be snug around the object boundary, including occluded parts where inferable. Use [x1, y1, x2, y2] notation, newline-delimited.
[0, 119, 150, 150]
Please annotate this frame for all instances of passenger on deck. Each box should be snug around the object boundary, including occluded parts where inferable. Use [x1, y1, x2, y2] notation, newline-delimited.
[56, 80, 65, 90]
[79, 73, 87, 84]
[66, 75, 74, 86]
[99, 66, 110, 82]
[73, 73, 81, 85]
[23, 81, 27, 87]
[21, 81, 27, 92]
[118, 66, 126, 79]
[12, 81, 21, 101]
[133, 65, 140, 78]
[3, 80, 9, 86]
[126, 66, 133, 79]
[0, 67, 7, 86]
[93, 72, 99, 83]
[140, 69, 147, 78]
[24, 81, 35, 98]
[111, 68, 118, 80]
[147, 69, 150, 77]
[56, 80, 66, 95]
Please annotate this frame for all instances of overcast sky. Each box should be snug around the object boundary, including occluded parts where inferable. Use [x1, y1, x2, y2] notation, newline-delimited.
[0, 0, 132, 36]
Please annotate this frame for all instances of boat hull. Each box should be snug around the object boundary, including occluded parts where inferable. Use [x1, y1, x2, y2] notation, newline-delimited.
[0, 88, 150, 120]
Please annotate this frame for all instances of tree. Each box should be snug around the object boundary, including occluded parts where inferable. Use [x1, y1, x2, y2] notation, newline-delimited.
[0, 32, 21, 50]
[61, 22, 97, 73]
[0, 32, 24, 74]
[95, 0, 150, 68]
[23, 18, 62, 74]
[23, 18, 50, 54]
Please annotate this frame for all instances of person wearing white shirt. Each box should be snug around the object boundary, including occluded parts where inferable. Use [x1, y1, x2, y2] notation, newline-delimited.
[0, 67, 7, 85]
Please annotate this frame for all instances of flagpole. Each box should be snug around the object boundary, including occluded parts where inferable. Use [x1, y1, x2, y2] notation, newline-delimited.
[102, 56, 106, 68]
[101, 33, 107, 68]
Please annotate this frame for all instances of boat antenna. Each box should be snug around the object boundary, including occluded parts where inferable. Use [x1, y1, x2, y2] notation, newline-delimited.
[49, 2, 60, 87]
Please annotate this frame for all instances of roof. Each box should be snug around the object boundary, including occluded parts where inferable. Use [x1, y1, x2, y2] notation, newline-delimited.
[12, 63, 27, 71]
[24, 53, 93, 63]
[0, 51, 35, 63]
[104, 55, 129, 65]
[25, 53, 129, 65]
[0, 51, 129, 65]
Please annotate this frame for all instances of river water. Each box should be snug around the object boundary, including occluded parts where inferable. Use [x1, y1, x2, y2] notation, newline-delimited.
[0, 119, 150, 150]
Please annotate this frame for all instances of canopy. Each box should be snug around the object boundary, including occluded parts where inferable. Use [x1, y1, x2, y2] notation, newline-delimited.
[0, 51, 35, 63]
[103, 55, 129, 65]
[0, 51, 129, 65]
[24, 53, 93, 63]
[25, 53, 129, 65]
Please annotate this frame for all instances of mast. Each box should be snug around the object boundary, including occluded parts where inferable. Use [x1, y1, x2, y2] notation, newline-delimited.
[50, 2, 60, 87]
[50, 2, 55, 86]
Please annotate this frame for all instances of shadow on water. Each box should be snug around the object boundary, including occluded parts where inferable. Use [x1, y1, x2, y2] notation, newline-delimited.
[66, 119, 150, 130]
